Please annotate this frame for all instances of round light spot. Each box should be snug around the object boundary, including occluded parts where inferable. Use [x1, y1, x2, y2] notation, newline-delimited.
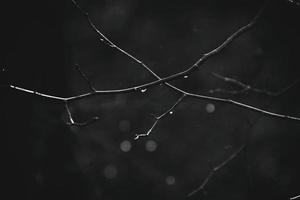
[120, 140, 131, 152]
[145, 140, 157, 152]
[205, 103, 215, 113]
[119, 120, 131, 132]
[103, 164, 118, 179]
[166, 176, 176, 185]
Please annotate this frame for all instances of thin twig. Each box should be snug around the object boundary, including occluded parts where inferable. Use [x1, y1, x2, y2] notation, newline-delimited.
[9, 83, 300, 122]
[65, 101, 75, 124]
[134, 94, 186, 139]
[10, 1, 272, 100]
[65, 101, 99, 127]
[71, 0, 168, 87]
[74, 63, 96, 92]
[210, 72, 300, 96]
[188, 145, 246, 197]
[291, 194, 300, 200]
[11, 1, 299, 127]
[71, 0, 268, 93]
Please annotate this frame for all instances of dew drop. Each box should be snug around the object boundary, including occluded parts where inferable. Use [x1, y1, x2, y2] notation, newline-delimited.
[169, 111, 173, 115]
[184, 75, 189, 79]
[141, 88, 147, 93]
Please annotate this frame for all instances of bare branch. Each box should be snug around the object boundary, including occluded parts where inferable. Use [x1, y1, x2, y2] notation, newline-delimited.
[71, 0, 164, 85]
[65, 101, 99, 127]
[9, 80, 300, 122]
[134, 94, 186, 140]
[71, 0, 269, 92]
[134, 120, 159, 140]
[188, 145, 246, 197]
[10, 0, 300, 128]
[186, 92, 300, 121]
[210, 72, 300, 96]
[291, 194, 300, 200]
[65, 101, 75, 124]
[74, 63, 96, 92]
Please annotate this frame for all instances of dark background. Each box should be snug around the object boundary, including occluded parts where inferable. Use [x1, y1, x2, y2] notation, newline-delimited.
[2, 0, 300, 200]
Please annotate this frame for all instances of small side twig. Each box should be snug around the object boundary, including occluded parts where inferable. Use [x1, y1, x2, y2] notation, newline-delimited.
[74, 63, 96, 92]
[65, 101, 99, 127]
[134, 94, 186, 140]
[188, 144, 246, 197]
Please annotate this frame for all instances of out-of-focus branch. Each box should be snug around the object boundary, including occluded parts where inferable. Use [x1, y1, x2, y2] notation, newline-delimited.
[210, 72, 300, 96]
[134, 94, 186, 139]
[287, 0, 300, 6]
[187, 145, 246, 197]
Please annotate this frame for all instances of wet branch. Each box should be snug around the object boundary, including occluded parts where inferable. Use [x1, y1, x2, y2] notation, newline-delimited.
[9, 0, 300, 130]
[65, 101, 99, 127]
[71, 0, 269, 92]
[134, 94, 186, 139]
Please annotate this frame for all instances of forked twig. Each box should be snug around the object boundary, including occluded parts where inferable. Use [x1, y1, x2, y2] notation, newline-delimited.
[10, 0, 300, 130]
[70, 0, 269, 91]
[65, 101, 99, 127]
[134, 94, 186, 139]
[188, 145, 246, 197]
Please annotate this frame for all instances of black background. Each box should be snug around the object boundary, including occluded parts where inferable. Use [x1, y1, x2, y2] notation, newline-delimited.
[2, 0, 300, 200]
